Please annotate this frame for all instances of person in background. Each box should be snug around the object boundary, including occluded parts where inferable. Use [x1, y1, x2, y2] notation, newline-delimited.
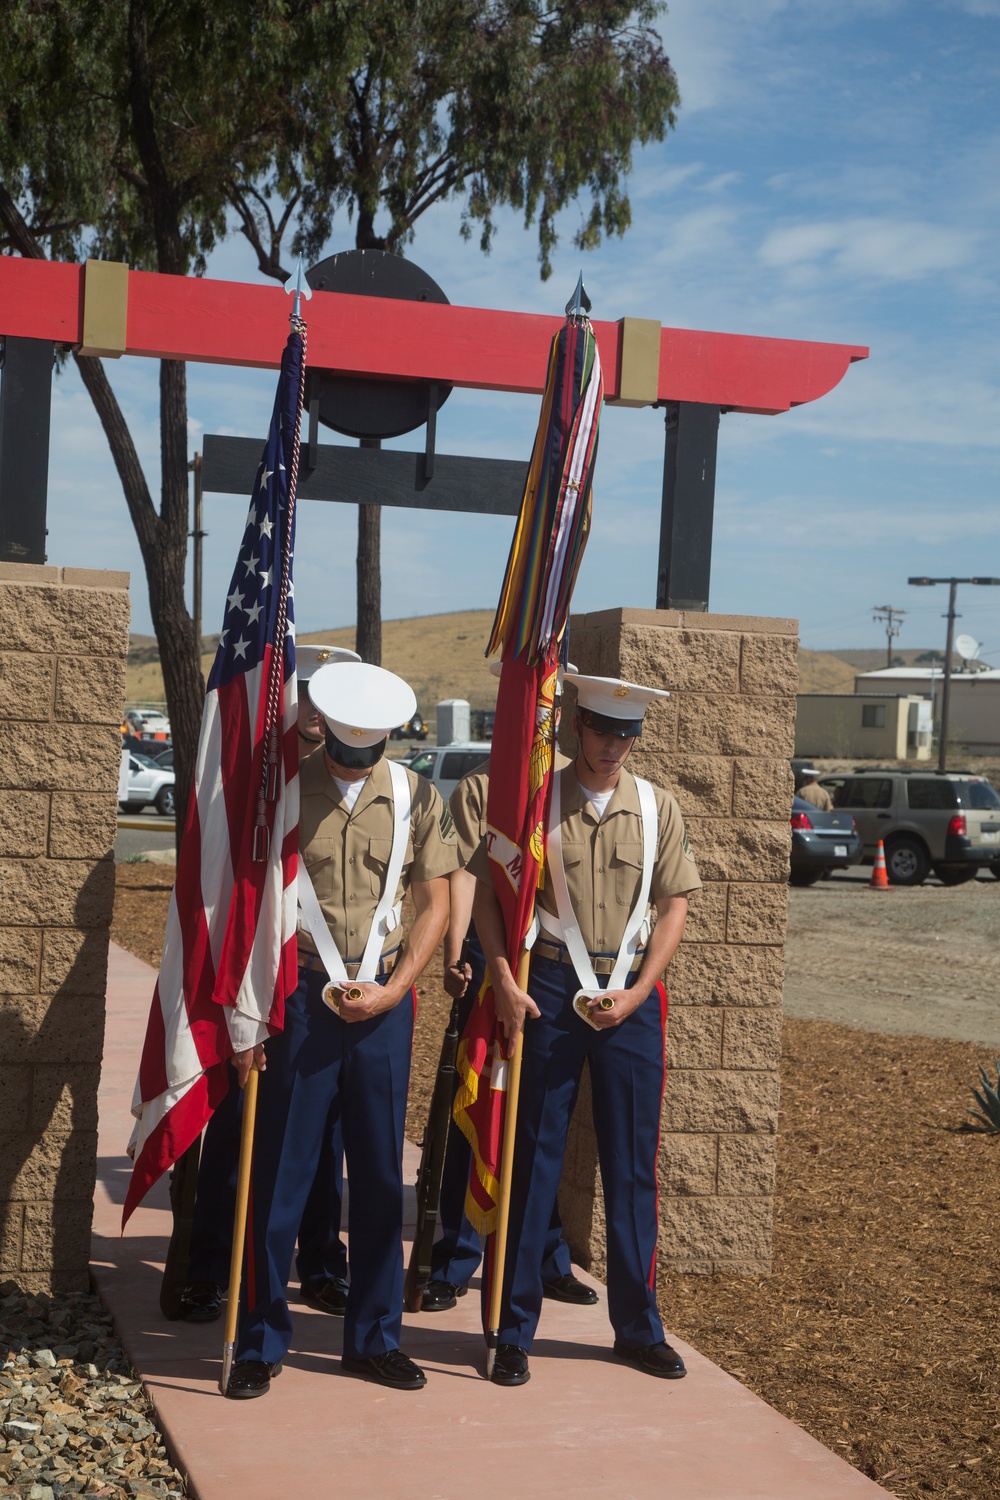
[797, 768, 833, 812]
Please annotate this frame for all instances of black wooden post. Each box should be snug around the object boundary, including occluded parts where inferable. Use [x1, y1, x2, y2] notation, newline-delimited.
[656, 400, 721, 612]
[0, 336, 54, 565]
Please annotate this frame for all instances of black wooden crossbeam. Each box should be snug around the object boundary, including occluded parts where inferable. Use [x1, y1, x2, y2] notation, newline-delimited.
[202, 435, 528, 517]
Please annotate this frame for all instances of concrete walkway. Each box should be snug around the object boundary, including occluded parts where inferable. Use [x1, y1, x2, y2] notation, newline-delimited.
[94, 944, 891, 1500]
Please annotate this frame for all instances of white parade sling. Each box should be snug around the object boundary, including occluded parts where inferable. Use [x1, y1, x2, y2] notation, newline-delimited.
[542, 770, 657, 1028]
[295, 759, 412, 1012]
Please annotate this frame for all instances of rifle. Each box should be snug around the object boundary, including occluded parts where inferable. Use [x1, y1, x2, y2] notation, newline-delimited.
[159, 1136, 202, 1319]
[404, 991, 463, 1312]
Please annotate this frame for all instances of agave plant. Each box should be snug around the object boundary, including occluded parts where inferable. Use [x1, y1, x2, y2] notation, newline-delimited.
[965, 1058, 1000, 1134]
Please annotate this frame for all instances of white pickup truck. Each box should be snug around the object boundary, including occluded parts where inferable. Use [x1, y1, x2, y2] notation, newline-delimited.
[400, 743, 492, 804]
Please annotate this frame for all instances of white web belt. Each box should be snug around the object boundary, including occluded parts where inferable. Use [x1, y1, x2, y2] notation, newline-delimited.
[540, 773, 658, 993]
[295, 759, 411, 985]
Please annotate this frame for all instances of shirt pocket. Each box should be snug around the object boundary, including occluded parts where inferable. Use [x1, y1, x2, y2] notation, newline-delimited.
[612, 840, 644, 906]
[364, 836, 394, 898]
[303, 851, 334, 899]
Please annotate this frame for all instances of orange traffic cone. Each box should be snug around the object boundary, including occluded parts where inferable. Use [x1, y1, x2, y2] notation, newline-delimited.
[869, 840, 894, 891]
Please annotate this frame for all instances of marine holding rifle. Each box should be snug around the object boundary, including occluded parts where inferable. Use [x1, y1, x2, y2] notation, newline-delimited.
[225, 660, 457, 1399]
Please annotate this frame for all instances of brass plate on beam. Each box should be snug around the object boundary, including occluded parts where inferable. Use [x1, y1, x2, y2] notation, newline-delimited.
[79, 260, 129, 358]
[609, 317, 661, 407]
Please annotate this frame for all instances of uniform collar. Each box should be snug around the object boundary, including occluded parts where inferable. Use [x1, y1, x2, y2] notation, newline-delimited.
[562, 760, 638, 823]
[301, 745, 393, 815]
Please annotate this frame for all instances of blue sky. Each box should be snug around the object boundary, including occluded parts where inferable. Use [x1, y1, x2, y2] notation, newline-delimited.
[44, 0, 1000, 660]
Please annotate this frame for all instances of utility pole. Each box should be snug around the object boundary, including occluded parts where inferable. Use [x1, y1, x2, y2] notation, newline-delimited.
[872, 604, 906, 669]
[908, 577, 1000, 771]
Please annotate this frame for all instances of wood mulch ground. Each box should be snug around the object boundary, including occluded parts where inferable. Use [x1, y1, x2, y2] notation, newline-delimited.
[111, 864, 1000, 1499]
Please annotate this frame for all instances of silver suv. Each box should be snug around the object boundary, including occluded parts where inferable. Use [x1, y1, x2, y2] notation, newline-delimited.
[818, 770, 1000, 886]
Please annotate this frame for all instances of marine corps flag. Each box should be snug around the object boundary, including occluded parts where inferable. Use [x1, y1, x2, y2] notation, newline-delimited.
[453, 280, 603, 1245]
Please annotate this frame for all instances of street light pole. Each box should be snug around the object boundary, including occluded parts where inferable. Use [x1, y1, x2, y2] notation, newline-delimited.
[908, 576, 1000, 772]
[939, 580, 958, 774]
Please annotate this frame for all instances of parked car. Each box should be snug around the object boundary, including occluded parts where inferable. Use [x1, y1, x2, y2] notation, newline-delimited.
[152, 747, 173, 769]
[389, 709, 429, 741]
[470, 708, 496, 741]
[818, 769, 1000, 886]
[123, 733, 172, 762]
[403, 743, 492, 803]
[789, 795, 863, 885]
[119, 752, 176, 817]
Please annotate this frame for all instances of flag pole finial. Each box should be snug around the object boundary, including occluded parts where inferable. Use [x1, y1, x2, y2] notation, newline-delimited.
[285, 254, 313, 321]
[565, 272, 591, 319]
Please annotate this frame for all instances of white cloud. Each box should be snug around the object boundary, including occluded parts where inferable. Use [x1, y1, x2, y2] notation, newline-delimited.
[759, 217, 980, 282]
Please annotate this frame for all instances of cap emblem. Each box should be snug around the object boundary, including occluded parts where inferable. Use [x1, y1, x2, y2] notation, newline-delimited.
[317, 648, 331, 662]
[613, 685, 630, 698]
[350, 728, 366, 737]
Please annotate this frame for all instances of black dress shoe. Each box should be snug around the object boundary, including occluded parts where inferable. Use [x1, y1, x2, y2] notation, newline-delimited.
[419, 1279, 468, 1312]
[300, 1277, 349, 1316]
[179, 1280, 223, 1323]
[342, 1349, 427, 1390]
[225, 1360, 283, 1399]
[542, 1273, 599, 1306]
[613, 1339, 687, 1379]
[490, 1343, 530, 1386]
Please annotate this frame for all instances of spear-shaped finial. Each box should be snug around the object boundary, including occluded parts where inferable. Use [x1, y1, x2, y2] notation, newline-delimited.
[285, 254, 313, 321]
[565, 272, 592, 319]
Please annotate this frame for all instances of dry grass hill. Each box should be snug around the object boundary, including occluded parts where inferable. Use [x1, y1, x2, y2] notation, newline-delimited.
[126, 615, 862, 720]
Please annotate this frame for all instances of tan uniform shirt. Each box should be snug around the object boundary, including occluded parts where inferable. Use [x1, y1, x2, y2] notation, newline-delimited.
[470, 761, 701, 954]
[298, 749, 458, 962]
[798, 781, 833, 812]
[449, 751, 571, 868]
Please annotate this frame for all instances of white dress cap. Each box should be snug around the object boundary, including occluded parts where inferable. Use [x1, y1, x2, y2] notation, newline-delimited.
[309, 661, 417, 748]
[570, 673, 670, 732]
[297, 643, 361, 683]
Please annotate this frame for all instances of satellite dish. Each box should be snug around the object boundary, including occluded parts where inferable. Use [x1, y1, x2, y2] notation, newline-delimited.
[955, 634, 980, 661]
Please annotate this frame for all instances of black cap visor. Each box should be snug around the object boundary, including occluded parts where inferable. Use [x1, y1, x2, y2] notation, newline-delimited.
[578, 707, 642, 738]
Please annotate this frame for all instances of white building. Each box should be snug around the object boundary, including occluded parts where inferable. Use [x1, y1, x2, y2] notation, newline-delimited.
[853, 667, 1000, 754]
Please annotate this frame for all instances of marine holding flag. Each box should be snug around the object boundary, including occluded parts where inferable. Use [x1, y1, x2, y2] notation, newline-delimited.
[225, 661, 456, 1398]
[470, 674, 702, 1386]
[123, 319, 306, 1230]
[452, 281, 702, 1387]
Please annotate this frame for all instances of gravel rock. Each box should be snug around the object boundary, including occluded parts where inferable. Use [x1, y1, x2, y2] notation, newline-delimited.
[0, 1283, 187, 1499]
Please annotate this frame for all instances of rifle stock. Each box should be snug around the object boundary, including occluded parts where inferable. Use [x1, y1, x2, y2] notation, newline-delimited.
[404, 993, 463, 1311]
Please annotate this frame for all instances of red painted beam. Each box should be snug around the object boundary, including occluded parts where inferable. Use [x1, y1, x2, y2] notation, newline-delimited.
[0, 255, 867, 414]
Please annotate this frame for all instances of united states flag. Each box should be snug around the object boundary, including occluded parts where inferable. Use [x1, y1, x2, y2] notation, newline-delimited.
[123, 323, 305, 1228]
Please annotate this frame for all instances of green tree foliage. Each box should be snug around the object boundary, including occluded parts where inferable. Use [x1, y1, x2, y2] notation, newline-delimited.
[1, 0, 679, 812]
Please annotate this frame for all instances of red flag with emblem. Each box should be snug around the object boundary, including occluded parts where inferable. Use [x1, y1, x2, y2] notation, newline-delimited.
[453, 293, 603, 1236]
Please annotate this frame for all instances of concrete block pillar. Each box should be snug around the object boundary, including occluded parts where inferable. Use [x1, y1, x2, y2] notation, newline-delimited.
[0, 562, 130, 1291]
[558, 607, 797, 1277]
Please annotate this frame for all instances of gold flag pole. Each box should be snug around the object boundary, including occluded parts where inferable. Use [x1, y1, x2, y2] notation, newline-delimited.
[485, 946, 531, 1379]
[220, 1064, 259, 1395]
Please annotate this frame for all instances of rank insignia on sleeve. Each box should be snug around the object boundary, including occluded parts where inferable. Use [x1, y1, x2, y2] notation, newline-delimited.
[681, 829, 694, 859]
[439, 806, 456, 842]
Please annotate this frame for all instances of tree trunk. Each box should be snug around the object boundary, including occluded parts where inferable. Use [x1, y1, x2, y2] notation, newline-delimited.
[74, 353, 203, 839]
[153, 358, 203, 833]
